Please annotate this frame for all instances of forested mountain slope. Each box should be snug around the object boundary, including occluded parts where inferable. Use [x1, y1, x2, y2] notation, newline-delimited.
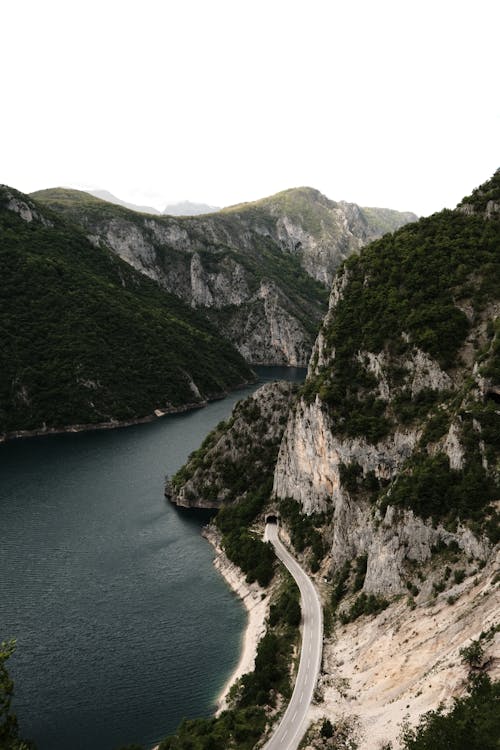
[31, 187, 416, 365]
[275, 170, 500, 552]
[0, 186, 252, 438]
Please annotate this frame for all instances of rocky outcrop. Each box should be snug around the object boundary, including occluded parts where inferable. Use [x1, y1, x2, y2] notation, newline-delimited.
[1, 187, 53, 227]
[0, 184, 254, 437]
[274, 398, 420, 514]
[306, 549, 500, 750]
[167, 381, 297, 508]
[272, 394, 492, 594]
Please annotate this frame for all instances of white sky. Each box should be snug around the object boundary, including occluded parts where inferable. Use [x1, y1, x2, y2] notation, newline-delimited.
[2, 0, 498, 216]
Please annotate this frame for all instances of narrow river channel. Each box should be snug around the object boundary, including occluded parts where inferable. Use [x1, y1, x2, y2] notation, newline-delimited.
[0, 367, 304, 750]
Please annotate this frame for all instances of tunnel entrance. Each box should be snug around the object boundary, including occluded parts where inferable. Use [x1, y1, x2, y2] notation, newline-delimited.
[265, 514, 279, 524]
[486, 385, 500, 404]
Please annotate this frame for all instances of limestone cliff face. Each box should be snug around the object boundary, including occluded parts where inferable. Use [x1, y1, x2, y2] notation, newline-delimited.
[31, 187, 416, 366]
[3, 187, 54, 227]
[274, 398, 420, 515]
[264, 190, 417, 286]
[273, 395, 489, 593]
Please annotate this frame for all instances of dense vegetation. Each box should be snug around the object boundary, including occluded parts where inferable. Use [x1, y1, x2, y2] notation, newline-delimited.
[32, 188, 331, 337]
[32, 185, 417, 368]
[170, 384, 297, 583]
[382, 451, 499, 535]
[171, 385, 293, 501]
[338, 591, 389, 624]
[222, 187, 416, 246]
[163, 385, 304, 747]
[0, 641, 34, 750]
[0, 187, 252, 435]
[278, 497, 328, 572]
[218, 499, 276, 586]
[304, 171, 500, 430]
[399, 674, 499, 750]
[31, 187, 330, 352]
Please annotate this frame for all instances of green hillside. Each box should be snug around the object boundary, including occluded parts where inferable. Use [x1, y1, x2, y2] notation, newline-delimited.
[0, 187, 253, 437]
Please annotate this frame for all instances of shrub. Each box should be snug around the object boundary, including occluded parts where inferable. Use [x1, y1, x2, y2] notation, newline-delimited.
[340, 592, 389, 623]
[320, 718, 334, 738]
[399, 674, 499, 750]
[459, 639, 484, 669]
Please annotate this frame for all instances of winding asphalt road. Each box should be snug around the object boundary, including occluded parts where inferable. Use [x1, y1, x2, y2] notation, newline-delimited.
[263, 522, 323, 750]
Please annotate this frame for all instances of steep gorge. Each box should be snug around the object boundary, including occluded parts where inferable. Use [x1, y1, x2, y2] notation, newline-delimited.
[167, 171, 500, 749]
[32, 187, 416, 366]
[0, 186, 253, 438]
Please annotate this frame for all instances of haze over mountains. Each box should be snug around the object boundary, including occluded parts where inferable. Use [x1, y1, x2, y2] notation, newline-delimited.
[87, 189, 220, 216]
[88, 189, 162, 215]
[162, 200, 221, 216]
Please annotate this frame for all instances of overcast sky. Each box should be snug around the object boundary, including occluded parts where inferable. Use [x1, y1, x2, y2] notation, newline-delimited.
[2, 0, 498, 216]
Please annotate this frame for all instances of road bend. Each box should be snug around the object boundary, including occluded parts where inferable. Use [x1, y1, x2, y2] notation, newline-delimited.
[263, 522, 323, 750]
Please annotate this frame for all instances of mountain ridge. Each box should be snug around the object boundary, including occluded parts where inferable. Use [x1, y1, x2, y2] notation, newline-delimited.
[31, 185, 417, 366]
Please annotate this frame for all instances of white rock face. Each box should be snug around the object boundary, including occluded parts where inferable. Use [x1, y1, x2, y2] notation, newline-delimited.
[189, 253, 251, 309]
[275, 216, 333, 286]
[190, 253, 214, 307]
[104, 219, 162, 283]
[3, 189, 53, 227]
[273, 250, 492, 593]
[76, 212, 320, 364]
[406, 348, 452, 395]
[274, 397, 419, 514]
[442, 422, 465, 470]
[273, 395, 489, 592]
[145, 218, 192, 250]
[46, 186, 415, 365]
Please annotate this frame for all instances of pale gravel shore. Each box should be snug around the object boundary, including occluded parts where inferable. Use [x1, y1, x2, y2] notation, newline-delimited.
[202, 525, 271, 713]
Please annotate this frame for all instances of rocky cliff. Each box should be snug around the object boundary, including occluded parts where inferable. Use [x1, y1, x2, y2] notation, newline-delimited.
[274, 171, 500, 597]
[167, 381, 297, 508]
[272, 172, 500, 748]
[157, 173, 499, 749]
[31, 187, 416, 365]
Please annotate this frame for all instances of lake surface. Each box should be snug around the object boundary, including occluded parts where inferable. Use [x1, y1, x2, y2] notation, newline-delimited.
[0, 366, 305, 750]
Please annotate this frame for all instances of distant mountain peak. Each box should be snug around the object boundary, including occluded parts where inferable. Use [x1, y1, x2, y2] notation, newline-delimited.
[162, 200, 220, 216]
[86, 189, 161, 215]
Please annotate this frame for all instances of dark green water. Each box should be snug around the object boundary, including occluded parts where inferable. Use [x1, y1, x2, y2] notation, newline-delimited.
[0, 367, 304, 750]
